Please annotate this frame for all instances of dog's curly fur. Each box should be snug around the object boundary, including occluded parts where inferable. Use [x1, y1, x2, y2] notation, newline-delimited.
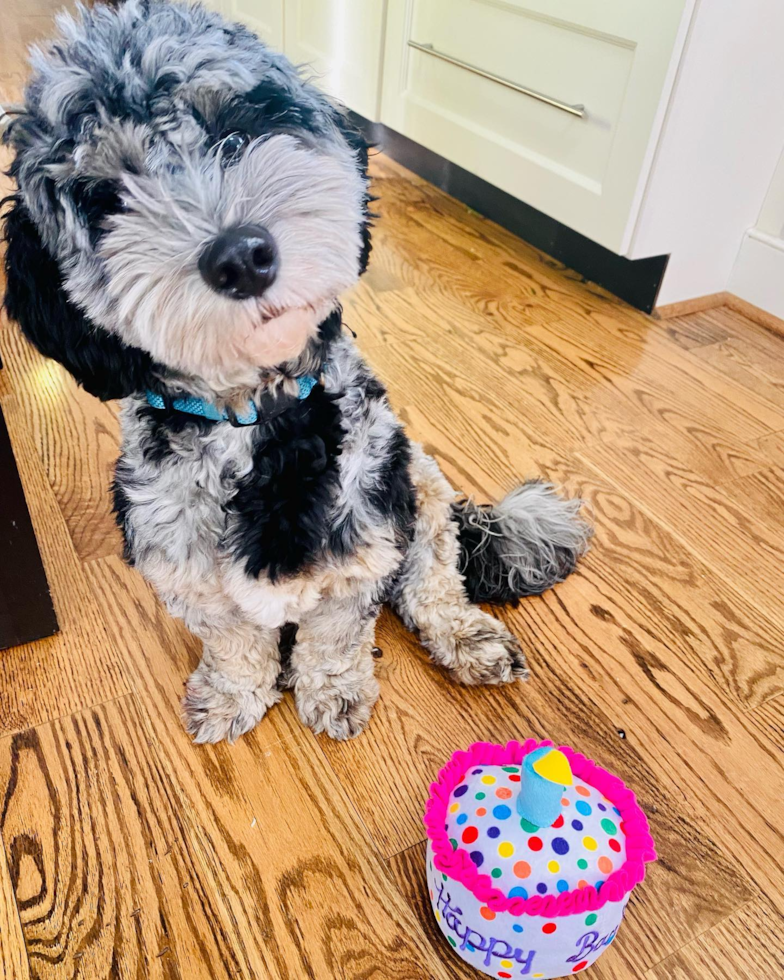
[2, 0, 591, 743]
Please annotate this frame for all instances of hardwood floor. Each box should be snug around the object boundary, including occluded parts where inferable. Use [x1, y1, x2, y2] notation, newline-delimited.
[3, 15, 784, 977]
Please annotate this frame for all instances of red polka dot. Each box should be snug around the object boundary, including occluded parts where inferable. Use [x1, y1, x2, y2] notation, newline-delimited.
[528, 836, 543, 851]
[572, 962, 589, 973]
[551, 815, 564, 829]
[542, 922, 557, 934]
[462, 826, 479, 845]
[498, 974, 512, 979]
[495, 786, 513, 800]
[609, 838, 621, 853]
[509, 774, 521, 782]
[480, 906, 496, 920]
[575, 785, 591, 797]
[476, 807, 487, 817]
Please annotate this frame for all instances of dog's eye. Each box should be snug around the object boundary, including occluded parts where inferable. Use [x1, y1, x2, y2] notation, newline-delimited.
[219, 131, 250, 166]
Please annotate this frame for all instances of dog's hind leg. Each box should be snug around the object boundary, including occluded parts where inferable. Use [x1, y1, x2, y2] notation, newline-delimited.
[182, 615, 282, 744]
[287, 595, 380, 740]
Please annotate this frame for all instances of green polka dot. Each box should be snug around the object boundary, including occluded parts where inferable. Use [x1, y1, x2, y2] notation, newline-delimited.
[520, 817, 539, 833]
[577, 858, 588, 870]
[475, 792, 486, 800]
[448, 936, 457, 948]
[601, 818, 618, 835]
[502, 766, 520, 773]
[449, 839, 458, 852]
[585, 914, 597, 926]
[442, 873, 448, 881]
[491, 868, 503, 879]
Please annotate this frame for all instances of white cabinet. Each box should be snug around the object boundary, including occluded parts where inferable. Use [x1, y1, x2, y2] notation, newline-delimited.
[380, 0, 693, 254]
[204, 0, 284, 48]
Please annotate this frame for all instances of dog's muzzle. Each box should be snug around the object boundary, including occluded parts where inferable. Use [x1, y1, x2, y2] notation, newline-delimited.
[198, 224, 278, 299]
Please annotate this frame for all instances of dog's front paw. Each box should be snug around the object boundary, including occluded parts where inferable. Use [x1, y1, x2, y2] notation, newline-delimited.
[183, 668, 280, 744]
[295, 675, 380, 741]
[448, 613, 529, 686]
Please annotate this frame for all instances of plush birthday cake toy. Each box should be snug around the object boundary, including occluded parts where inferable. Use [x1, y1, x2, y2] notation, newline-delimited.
[424, 739, 656, 978]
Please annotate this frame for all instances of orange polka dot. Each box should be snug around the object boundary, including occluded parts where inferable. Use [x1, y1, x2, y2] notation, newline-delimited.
[577, 879, 589, 889]
[575, 785, 591, 797]
[598, 856, 614, 875]
[561, 797, 570, 806]
[495, 787, 513, 800]
[480, 906, 496, 921]
[476, 807, 487, 817]
[513, 860, 531, 879]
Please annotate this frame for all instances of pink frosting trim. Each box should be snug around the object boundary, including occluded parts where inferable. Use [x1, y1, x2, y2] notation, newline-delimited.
[423, 739, 657, 918]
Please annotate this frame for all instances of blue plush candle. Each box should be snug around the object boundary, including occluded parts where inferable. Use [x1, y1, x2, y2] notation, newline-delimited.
[516, 746, 573, 828]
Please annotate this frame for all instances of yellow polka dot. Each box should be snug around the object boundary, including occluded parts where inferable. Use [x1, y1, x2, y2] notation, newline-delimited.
[547, 860, 560, 873]
[583, 836, 598, 851]
[449, 803, 459, 814]
[498, 841, 515, 858]
[436, 911, 441, 921]
[500, 962, 512, 969]
[481, 775, 496, 785]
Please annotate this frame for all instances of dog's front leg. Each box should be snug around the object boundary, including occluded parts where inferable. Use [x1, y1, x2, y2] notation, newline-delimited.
[287, 596, 380, 740]
[182, 618, 282, 744]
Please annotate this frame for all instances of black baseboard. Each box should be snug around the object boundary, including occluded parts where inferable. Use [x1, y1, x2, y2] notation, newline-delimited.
[0, 403, 59, 650]
[351, 112, 668, 315]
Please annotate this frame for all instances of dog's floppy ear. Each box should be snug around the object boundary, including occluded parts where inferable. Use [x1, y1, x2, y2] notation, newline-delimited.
[332, 111, 373, 275]
[2, 195, 155, 401]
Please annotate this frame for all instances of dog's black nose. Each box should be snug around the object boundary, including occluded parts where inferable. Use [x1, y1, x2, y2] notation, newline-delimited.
[198, 224, 278, 299]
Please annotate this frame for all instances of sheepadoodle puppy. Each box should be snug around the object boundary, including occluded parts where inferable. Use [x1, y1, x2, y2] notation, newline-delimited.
[3, 1, 591, 743]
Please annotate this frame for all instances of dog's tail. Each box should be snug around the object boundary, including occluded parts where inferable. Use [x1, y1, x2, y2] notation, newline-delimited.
[453, 481, 592, 604]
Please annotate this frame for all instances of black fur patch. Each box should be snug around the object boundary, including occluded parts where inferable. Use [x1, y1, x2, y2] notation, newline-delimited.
[2, 196, 157, 400]
[111, 461, 135, 564]
[228, 385, 344, 580]
[368, 424, 416, 542]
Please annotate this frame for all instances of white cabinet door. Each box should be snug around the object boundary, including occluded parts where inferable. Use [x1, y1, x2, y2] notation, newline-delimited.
[202, 0, 285, 50]
[283, 0, 387, 120]
[381, 0, 693, 253]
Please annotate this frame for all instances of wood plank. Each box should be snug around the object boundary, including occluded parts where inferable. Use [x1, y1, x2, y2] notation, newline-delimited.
[645, 901, 784, 979]
[654, 292, 731, 321]
[723, 466, 784, 533]
[0, 328, 123, 563]
[0, 395, 128, 735]
[751, 695, 784, 751]
[0, 695, 240, 980]
[85, 556, 450, 980]
[0, 840, 29, 980]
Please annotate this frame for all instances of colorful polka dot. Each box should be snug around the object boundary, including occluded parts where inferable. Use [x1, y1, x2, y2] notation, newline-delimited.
[471, 768, 483, 775]
[547, 860, 560, 873]
[536, 882, 547, 894]
[552, 837, 569, 855]
[514, 860, 531, 879]
[583, 836, 598, 851]
[491, 868, 502, 879]
[557, 879, 569, 893]
[447, 936, 456, 947]
[551, 815, 564, 829]
[498, 973, 511, 979]
[481, 775, 496, 785]
[575, 785, 591, 797]
[577, 879, 588, 889]
[575, 801, 592, 817]
[528, 836, 543, 851]
[509, 774, 521, 782]
[498, 841, 515, 858]
[462, 826, 478, 845]
[449, 803, 459, 814]
[520, 817, 539, 833]
[493, 805, 512, 820]
[480, 906, 496, 920]
[456, 813, 468, 825]
[495, 786, 512, 800]
[470, 850, 485, 867]
[585, 914, 597, 926]
[475, 791, 486, 800]
[596, 881, 604, 890]
[512, 923, 524, 933]
[561, 797, 570, 806]
[598, 803, 607, 812]
[476, 807, 487, 817]
[502, 766, 519, 773]
[500, 963, 513, 970]
[542, 922, 557, 934]
[577, 858, 588, 870]
[598, 856, 614, 875]
[572, 962, 589, 973]
[453, 784, 468, 798]
[449, 839, 458, 851]
[509, 886, 528, 899]
[609, 838, 622, 853]
[488, 826, 500, 839]
[571, 819, 584, 831]
[601, 818, 618, 835]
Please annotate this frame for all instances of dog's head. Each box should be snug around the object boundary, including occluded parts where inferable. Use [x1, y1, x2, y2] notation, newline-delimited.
[3, 0, 371, 396]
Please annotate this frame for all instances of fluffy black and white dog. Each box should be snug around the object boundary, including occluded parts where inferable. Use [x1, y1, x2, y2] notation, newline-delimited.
[3, 1, 590, 743]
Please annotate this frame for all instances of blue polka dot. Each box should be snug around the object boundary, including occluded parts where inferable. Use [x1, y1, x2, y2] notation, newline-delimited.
[469, 850, 484, 868]
[552, 837, 570, 855]
[456, 813, 467, 825]
[509, 886, 528, 899]
[557, 879, 569, 893]
[492, 804, 512, 820]
[576, 800, 592, 816]
[613, 807, 621, 816]
[571, 819, 583, 831]
[466, 942, 476, 952]
[454, 785, 468, 798]
[487, 826, 500, 839]
[536, 882, 548, 894]
[512, 923, 524, 933]
[596, 880, 604, 890]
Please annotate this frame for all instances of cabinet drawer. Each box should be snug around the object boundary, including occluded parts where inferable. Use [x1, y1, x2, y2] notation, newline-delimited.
[381, 0, 691, 253]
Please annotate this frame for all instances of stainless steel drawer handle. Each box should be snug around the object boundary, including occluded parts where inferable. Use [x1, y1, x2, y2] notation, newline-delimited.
[408, 40, 586, 118]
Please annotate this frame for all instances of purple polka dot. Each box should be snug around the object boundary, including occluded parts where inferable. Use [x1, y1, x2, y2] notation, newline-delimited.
[552, 837, 570, 855]
[472, 768, 483, 775]
[469, 850, 484, 867]
[454, 785, 468, 798]
[487, 826, 501, 839]
[536, 882, 548, 894]
[509, 886, 528, 899]
[571, 819, 583, 831]
[598, 803, 607, 812]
